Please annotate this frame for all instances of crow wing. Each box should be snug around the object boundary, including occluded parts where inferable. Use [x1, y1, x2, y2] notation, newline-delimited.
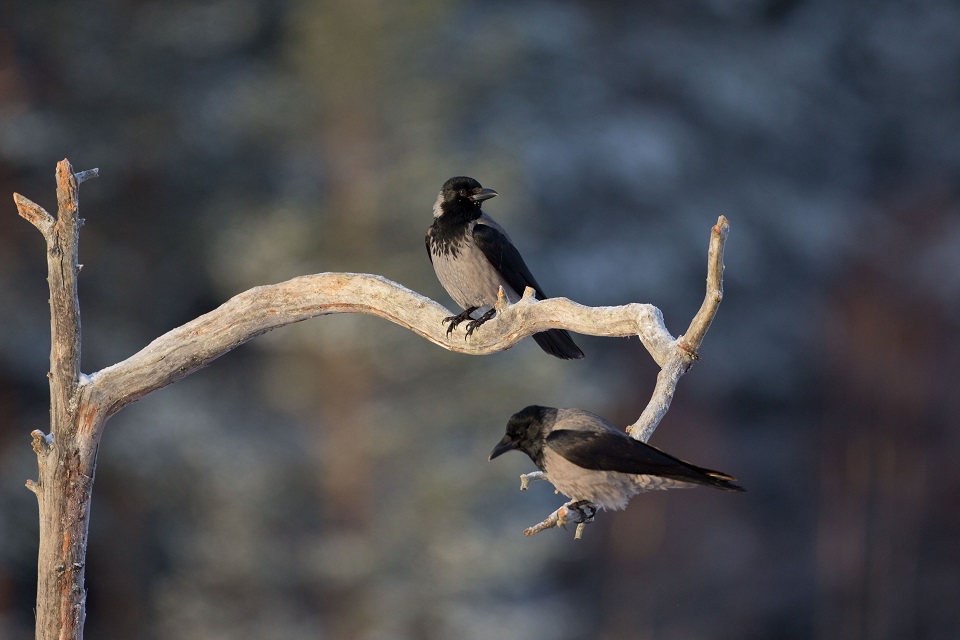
[472, 223, 548, 299]
[546, 429, 743, 489]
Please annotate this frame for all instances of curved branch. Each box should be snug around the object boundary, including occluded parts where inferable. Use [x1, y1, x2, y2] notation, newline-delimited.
[627, 215, 729, 443]
[88, 275, 674, 417]
[88, 218, 729, 423]
[85, 217, 730, 541]
[525, 216, 730, 537]
[680, 215, 729, 355]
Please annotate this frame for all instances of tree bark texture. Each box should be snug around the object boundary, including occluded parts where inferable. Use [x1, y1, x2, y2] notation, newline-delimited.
[16, 161, 103, 640]
[14, 159, 728, 638]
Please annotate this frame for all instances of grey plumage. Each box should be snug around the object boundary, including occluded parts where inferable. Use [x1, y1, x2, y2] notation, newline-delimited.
[429, 212, 516, 311]
[490, 405, 744, 510]
[426, 177, 584, 360]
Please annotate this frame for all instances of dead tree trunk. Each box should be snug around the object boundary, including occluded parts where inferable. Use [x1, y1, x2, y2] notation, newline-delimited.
[16, 162, 103, 640]
[14, 159, 728, 640]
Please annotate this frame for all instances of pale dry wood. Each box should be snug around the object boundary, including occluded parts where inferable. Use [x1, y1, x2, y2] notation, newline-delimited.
[628, 215, 729, 442]
[680, 215, 729, 355]
[16, 160, 99, 640]
[13, 193, 54, 234]
[523, 500, 595, 539]
[17, 158, 727, 638]
[87, 276, 676, 417]
[523, 216, 730, 537]
[519, 470, 547, 490]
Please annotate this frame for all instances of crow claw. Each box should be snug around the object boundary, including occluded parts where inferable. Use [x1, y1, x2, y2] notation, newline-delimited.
[464, 308, 496, 337]
[442, 307, 478, 336]
[570, 500, 597, 523]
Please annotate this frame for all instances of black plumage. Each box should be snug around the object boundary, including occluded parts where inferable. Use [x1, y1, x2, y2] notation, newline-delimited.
[490, 405, 744, 510]
[426, 177, 584, 360]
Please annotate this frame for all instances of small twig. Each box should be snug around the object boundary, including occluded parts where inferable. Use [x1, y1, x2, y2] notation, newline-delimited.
[524, 509, 563, 536]
[523, 500, 595, 538]
[13, 193, 55, 235]
[73, 169, 99, 184]
[678, 215, 729, 355]
[519, 471, 546, 490]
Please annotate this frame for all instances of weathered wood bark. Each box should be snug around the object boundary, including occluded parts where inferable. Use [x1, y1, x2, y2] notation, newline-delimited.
[16, 162, 103, 640]
[15, 159, 728, 638]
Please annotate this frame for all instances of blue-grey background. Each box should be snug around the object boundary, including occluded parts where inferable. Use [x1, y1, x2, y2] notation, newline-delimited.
[2, 1, 959, 639]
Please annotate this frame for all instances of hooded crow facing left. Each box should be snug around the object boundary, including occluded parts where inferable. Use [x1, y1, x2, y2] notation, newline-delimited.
[490, 405, 744, 511]
[426, 176, 584, 360]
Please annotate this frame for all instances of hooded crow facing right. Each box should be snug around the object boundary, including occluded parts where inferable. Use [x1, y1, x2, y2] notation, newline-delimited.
[425, 176, 584, 360]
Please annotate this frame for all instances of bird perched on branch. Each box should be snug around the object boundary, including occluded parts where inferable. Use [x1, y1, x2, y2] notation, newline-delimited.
[425, 176, 584, 360]
[490, 405, 744, 511]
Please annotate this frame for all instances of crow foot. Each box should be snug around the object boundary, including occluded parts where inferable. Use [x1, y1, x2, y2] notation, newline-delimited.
[523, 499, 598, 539]
[442, 307, 477, 336]
[560, 500, 597, 540]
[464, 308, 496, 337]
[565, 500, 597, 524]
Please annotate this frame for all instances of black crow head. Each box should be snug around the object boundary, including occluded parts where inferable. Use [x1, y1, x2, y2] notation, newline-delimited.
[439, 176, 498, 208]
[489, 405, 558, 464]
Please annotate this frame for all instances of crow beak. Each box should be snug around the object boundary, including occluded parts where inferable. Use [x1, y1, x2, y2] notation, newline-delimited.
[469, 188, 498, 203]
[489, 434, 516, 460]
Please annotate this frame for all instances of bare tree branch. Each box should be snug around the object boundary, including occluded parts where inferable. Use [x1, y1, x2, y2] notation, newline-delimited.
[16, 159, 728, 637]
[87, 277, 675, 417]
[680, 216, 729, 355]
[13, 192, 55, 234]
[16, 160, 99, 640]
[523, 216, 730, 537]
[73, 168, 99, 184]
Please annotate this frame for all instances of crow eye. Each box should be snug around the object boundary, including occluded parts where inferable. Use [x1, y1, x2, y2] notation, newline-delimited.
[458, 189, 467, 197]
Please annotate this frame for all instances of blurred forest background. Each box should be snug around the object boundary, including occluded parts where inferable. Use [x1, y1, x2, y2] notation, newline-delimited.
[2, 1, 959, 639]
